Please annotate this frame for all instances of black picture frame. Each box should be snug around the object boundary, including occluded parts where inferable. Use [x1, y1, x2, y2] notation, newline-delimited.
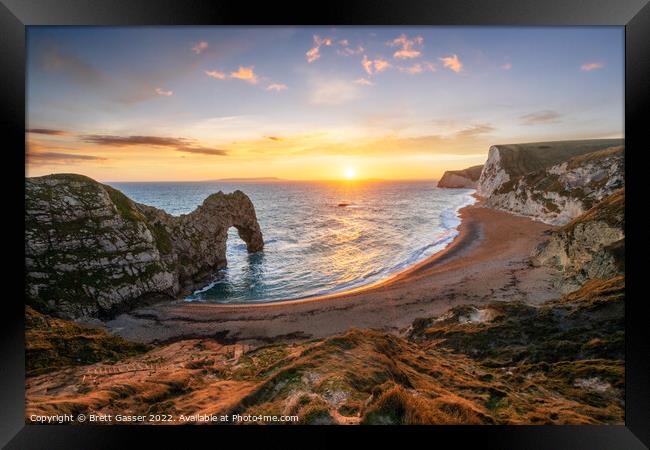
[2, 0, 648, 448]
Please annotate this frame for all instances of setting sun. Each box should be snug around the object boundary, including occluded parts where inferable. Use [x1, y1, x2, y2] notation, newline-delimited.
[343, 167, 357, 180]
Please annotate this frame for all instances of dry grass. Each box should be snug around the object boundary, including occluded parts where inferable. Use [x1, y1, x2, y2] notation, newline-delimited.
[25, 274, 624, 425]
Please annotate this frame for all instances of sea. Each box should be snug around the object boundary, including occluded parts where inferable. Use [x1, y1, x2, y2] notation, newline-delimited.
[109, 180, 476, 304]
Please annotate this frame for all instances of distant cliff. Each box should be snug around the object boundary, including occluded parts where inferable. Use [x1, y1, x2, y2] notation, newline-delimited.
[25, 174, 263, 319]
[437, 165, 483, 189]
[532, 188, 624, 291]
[476, 139, 624, 225]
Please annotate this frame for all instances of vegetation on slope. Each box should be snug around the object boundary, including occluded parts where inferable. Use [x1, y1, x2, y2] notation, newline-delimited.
[26, 306, 150, 376]
[26, 275, 624, 425]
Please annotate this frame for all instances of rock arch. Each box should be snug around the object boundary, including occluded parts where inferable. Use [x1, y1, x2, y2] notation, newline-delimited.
[187, 190, 264, 253]
[161, 190, 264, 289]
[25, 174, 264, 318]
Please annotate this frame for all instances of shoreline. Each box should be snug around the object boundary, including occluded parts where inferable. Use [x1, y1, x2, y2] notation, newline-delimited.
[185, 195, 479, 310]
[104, 204, 561, 345]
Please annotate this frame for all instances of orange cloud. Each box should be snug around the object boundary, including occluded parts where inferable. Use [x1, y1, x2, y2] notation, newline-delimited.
[361, 55, 373, 74]
[374, 59, 390, 72]
[205, 67, 265, 86]
[388, 34, 423, 59]
[230, 66, 259, 84]
[440, 54, 463, 73]
[155, 87, 173, 96]
[306, 46, 320, 63]
[306, 35, 333, 63]
[362, 55, 391, 75]
[205, 70, 226, 79]
[267, 83, 288, 91]
[191, 41, 208, 54]
[581, 62, 604, 71]
[501, 62, 512, 70]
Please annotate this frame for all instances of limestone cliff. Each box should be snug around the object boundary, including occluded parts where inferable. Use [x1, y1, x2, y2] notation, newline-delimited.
[25, 174, 263, 319]
[477, 140, 623, 225]
[531, 189, 624, 290]
[477, 139, 623, 197]
[437, 164, 483, 189]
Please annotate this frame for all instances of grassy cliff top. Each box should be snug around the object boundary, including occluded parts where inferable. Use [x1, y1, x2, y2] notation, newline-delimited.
[443, 164, 484, 181]
[492, 139, 624, 178]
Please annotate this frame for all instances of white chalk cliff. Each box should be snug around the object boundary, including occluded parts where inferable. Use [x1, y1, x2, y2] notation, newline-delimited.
[476, 139, 624, 225]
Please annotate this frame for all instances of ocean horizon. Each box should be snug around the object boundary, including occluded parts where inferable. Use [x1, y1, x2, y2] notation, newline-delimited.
[109, 180, 476, 304]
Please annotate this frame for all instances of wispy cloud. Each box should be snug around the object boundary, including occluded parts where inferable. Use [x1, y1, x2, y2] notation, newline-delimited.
[155, 87, 173, 96]
[362, 55, 391, 75]
[267, 83, 288, 92]
[41, 43, 199, 105]
[398, 62, 436, 75]
[520, 110, 562, 125]
[80, 134, 228, 156]
[26, 128, 68, 136]
[28, 152, 107, 165]
[191, 41, 209, 54]
[81, 135, 188, 147]
[175, 147, 227, 156]
[354, 78, 374, 86]
[455, 123, 495, 137]
[387, 34, 423, 59]
[580, 62, 604, 71]
[41, 46, 106, 86]
[310, 78, 360, 106]
[501, 62, 512, 70]
[439, 54, 463, 73]
[205, 70, 226, 79]
[306, 35, 334, 63]
[337, 40, 364, 57]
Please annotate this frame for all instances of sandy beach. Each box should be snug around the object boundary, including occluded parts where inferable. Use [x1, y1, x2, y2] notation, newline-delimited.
[103, 203, 561, 345]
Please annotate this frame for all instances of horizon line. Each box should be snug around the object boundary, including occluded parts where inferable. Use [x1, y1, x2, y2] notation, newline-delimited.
[100, 177, 442, 184]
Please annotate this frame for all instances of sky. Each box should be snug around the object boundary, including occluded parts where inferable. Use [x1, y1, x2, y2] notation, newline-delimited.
[26, 26, 624, 181]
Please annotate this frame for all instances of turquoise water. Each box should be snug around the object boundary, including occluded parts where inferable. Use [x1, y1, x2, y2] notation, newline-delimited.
[109, 181, 475, 304]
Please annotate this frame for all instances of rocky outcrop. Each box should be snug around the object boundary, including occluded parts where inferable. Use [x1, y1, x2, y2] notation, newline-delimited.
[25, 174, 263, 319]
[531, 189, 624, 290]
[477, 140, 624, 225]
[437, 165, 483, 188]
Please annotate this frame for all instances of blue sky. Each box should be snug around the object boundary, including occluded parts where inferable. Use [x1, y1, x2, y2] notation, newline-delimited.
[26, 26, 624, 181]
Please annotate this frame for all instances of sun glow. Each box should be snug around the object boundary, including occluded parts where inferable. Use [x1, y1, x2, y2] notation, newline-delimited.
[343, 167, 357, 180]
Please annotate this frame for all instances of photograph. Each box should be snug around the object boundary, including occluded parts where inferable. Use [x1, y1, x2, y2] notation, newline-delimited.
[24, 25, 626, 426]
